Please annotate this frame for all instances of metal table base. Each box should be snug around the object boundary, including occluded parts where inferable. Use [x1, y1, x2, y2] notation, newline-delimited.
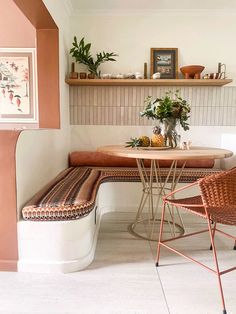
[129, 159, 186, 241]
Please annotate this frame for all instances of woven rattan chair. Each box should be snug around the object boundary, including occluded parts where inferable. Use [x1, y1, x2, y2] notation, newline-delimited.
[156, 167, 236, 314]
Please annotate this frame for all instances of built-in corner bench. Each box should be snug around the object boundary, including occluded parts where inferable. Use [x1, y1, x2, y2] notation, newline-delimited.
[18, 151, 221, 273]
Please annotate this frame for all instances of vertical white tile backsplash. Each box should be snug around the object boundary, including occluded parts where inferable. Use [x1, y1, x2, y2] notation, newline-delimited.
[69, 86, 236, 126]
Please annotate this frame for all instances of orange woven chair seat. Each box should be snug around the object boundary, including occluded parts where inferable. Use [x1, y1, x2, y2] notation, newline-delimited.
[166, 195, 206, 217]
[207, 205, 236, 225]
[167, 196, 236, 224]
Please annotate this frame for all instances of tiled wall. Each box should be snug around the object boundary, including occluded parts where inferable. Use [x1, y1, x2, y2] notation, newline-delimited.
[69, 86, 236, 126]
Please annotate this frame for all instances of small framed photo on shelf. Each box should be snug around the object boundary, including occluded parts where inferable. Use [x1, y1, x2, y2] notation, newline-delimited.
[150, 48, 178, 79]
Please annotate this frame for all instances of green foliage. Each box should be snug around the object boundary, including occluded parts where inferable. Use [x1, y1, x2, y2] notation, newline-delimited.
[125, 137, 142, 148]
[70, 37, 118, 77]
[140, 90, 191, 131]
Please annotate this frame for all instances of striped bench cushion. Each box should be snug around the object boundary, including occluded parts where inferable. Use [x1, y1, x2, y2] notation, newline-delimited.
[22, 166, 222, 221]
[22, 167, 101, 221]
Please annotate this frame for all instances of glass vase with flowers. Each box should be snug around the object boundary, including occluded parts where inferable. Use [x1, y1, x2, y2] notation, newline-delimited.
[140, 90, 191, 148]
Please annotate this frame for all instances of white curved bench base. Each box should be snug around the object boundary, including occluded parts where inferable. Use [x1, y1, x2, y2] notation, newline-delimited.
[17, 182, 140, 273]
[17, 181, 195, 273]
[17, 204, 101, 273]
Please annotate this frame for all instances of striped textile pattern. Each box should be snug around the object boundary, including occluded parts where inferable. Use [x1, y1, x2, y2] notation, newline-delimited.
[22, 166, 222, 222]
[22, 168, 101, 221]
[99, 167, 222, 184]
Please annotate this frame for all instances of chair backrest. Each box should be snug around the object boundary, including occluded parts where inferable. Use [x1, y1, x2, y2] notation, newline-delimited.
[198, 167, 236, 207]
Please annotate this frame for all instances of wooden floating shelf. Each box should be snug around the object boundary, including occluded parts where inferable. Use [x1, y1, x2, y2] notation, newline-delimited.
[65, 78, 232, 87]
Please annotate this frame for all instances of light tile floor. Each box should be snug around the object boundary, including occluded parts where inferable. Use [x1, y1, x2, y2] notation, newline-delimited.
[0, 212, 235, 314]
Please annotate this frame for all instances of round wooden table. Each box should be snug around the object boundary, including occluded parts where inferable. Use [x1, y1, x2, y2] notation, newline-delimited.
[97, 145, 233, 160]
[97, 145, 233, 240]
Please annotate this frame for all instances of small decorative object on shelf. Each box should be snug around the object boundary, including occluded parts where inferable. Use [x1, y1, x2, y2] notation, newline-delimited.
[116, 73, 124, 79]
[124, 73, 136, 79]
[88, 73, 95, 79]
[203, 62, 227, 80]
[69, 62, 78, 79]
[210, 73, 222, 79]
[79, 72, 87, 79]
[144, 62, 147, 79]
[203, 73, 222, 79]
[135, 72, 143, 79]
[152, 72, 161, 79]
[70, 37, 118, 78]
[101, 73, 111, 79]
[180, 65, 205, 79]
[140, 90, 191, 148]
[218, 62, 226, 79]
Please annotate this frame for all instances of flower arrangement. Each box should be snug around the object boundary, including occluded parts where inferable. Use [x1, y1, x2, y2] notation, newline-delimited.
[140, 90, 191, 147]
[140, 90, 191, 130]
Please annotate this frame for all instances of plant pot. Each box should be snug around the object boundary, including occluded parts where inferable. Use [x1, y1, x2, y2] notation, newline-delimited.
[88, 73, 95, 79]
[79, 72, 87, 79]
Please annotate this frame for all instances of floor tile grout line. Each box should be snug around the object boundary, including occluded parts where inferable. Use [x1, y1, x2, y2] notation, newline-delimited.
[147, 237, 172, 314]
[142, 216, 172, 314]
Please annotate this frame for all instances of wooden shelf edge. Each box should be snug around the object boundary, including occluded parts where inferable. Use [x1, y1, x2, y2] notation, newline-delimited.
[65, 78, 232, 87]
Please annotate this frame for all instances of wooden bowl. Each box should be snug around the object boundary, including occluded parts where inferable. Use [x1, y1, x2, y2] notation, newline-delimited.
[180, 65, 205, 79]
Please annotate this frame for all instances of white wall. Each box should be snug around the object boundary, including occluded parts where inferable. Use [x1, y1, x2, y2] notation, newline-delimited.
[16, 0, 71, 215]
[70, 12, 236, 82]
[69, 9, 236, 165]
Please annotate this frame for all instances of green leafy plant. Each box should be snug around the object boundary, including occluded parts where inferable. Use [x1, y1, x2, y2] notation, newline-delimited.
[140, 90, 191, 131]
[70, 37, 118, 78]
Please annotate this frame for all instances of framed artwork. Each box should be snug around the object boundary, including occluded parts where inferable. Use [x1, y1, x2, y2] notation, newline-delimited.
[0, 48, 38, 123]
[150, 48, 178, 79]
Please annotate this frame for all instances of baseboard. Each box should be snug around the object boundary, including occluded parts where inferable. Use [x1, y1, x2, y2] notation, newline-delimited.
[0, 260, 17, 272]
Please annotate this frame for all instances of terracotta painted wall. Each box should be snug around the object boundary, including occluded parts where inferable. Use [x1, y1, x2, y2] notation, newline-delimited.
[0, 0, 35, 47]
[0, 0, 36, 270]
[0, 131, 20, 271]
[0, 0, 70, 271]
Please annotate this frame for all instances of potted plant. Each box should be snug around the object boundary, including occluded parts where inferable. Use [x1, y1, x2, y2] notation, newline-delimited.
[70, 37, 118, 78]
[140, 90, 191, 148]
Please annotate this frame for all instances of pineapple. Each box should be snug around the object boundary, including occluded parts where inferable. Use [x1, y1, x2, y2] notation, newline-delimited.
[125, 137, 142, 148]
[125, 135, 150, 148]
[151, 126, 165, 147]
[139, 136, 150, 147]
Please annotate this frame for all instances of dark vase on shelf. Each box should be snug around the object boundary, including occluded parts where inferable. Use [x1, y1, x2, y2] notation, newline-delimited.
[69, 62, 78, 79]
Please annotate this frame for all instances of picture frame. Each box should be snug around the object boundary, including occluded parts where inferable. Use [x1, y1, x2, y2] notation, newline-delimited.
[150, 48, 178, 79]
[0, 48, 38, 124]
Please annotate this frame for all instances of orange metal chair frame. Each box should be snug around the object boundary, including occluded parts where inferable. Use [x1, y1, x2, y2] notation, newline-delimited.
[156, 168, 236, 314]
